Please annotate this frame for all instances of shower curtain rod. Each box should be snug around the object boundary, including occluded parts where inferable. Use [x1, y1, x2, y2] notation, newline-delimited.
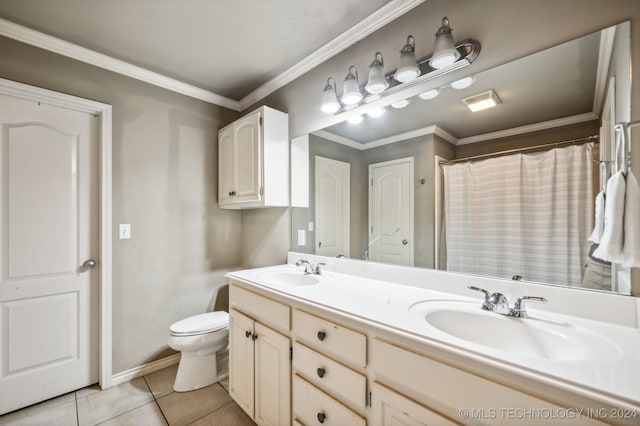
[439, 134, 599, 165]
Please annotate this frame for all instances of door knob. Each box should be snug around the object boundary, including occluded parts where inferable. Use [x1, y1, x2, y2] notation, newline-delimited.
[402, 239, 408, 245]
[83, 259, 96, 269]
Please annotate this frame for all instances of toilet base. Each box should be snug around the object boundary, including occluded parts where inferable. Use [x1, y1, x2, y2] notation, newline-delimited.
[173, 350, 219, 392]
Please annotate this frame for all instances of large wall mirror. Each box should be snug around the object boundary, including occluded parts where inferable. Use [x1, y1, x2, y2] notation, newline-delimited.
[291, 21, 632, 295]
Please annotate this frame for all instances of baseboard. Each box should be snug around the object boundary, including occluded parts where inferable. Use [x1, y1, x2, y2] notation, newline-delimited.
[110, 353, 181, 387]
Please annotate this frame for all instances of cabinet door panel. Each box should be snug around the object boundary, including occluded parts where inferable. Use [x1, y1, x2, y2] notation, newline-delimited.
[372, 383, 458, 426]
[229, 309, 255, 418]
[218, 126, 235, 205]
[254, 323, 290, 426]
[234, 111, 262, 202]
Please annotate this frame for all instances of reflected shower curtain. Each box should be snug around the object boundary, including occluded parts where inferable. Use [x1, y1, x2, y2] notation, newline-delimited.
[443, 143, 594, 286]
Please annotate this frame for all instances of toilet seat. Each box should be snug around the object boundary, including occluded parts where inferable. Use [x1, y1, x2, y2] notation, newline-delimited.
[170, 311, 229, 336]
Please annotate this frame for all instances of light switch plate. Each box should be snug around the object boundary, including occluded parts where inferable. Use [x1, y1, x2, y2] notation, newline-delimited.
[297, 229, 306, 246]
[308, 222, 314, 232]
[119, 224, 131, 240]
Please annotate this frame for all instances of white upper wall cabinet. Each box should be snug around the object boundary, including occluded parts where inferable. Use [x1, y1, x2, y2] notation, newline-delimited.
[218, 106, 289, 209]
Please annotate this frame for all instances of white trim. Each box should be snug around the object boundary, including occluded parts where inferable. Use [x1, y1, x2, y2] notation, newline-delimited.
[0, 18, 240, 111]
[110, 354, 182, 387]
[456, 112, 599, 145]
[0, 1, 425, 111]
[0, 77, 114, 390]
[238, 0, 426, 109]
[593, 26, 616, 117]
[314, 125, 457, 151]
[313, 130, 364, 150]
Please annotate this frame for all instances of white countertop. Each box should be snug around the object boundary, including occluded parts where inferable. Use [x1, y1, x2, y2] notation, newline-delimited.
[227, 259, 640, 409]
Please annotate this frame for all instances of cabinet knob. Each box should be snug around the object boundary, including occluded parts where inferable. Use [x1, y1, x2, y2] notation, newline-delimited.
[229, 190, 237, 196]
[252, 333, 258, 341]
[316, 367, 325, 378]
[317, 331, 326, 341]
[317, 412, 326, 424]
[245, 330, 251, 338]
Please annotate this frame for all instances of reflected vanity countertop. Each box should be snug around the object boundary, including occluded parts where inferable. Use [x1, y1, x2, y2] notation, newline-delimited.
[226, 259, 640, 409]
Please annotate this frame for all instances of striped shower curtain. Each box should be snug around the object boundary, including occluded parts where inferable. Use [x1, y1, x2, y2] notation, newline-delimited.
[443, 143, 594, 286]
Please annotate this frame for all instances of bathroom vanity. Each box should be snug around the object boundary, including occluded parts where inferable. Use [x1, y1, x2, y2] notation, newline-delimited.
[226, 253, 640, 425]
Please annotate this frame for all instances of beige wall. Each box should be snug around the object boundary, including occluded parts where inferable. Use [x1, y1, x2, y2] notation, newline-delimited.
[0, 36, 242, 373]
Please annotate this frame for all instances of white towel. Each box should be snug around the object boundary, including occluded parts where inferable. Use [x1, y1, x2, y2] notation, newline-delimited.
[588, 190, 605, 244]
[622, 170, 640, 267]
[593, 171, 626, 263]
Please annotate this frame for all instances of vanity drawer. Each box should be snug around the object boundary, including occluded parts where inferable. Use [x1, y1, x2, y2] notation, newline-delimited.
[293, 309, 366, 368]
[229, 283, 290, 332]
[293, 342, 367, 413]
[293, 375, 366, 426]
[370, 339, 608, 425]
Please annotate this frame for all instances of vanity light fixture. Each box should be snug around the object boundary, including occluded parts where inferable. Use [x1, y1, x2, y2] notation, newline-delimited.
[430, 17, 461, 69]
[450, 76, 475, 89]
[321, 77, 341, 113]
[419, 89, 440, 100]
[395, 36, 421, 83]
[391, 99, 410, 109]
[341, 66, 363, 105]
[348, 114, 364, 124]
[462, 89, 501, 112]
[365, 52, 388, 94]
[367, 107, 386, 117]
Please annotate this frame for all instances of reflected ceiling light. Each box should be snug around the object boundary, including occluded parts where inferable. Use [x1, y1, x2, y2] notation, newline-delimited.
[419, 89, 440, 100]
[320, 78, 341, 113]
[462, 89, 501, 112]
[367, 107, 385, 117]
[394, 36, 420, 83]
[341, 66, 363, 105]
[430, 17, 460, 69]
[365, 52, 388, 94]
[348, 114, 363, 124]
[391, 99, 410, 109]
[450, 76, 474, 89]
[364, 94, 381, 103]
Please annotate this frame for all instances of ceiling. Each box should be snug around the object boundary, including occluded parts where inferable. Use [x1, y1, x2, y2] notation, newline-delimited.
[0, 0, 397, 102]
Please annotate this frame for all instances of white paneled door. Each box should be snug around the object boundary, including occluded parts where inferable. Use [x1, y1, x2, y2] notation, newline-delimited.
[369, 157, 414, 266]
[0, 94, 99, 414]
[315, 156, 350, 257]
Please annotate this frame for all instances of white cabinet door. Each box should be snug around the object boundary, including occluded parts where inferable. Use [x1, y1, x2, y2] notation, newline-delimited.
[315, 156, 350, 257]
[254, 323, 290, 426]
[218, 125, 235, 205]
[229, 309, 255, 418]
[233, 110, 262, 203]
[372, 383, 457, 426]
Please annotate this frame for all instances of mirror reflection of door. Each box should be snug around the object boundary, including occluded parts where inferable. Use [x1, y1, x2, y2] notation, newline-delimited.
[368, 157, 414, 266]
[315, 156, 350, 257]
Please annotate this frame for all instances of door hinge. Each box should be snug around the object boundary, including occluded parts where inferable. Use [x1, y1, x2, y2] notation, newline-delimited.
[259, 117, 263, 126]
[289, 346, 293, 361]
[259, 186, 264, 196]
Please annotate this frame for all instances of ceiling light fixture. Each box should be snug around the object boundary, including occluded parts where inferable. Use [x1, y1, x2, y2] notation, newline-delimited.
[348, 114, 364, 124]
[430, 17, 461, 69]
[418, 89, 440, 100]
[391, 99, 410, 109]
[450, 76, 474, 89]
[462, 89, 501, 112]
[365, 52, 388, 94]
[341, 66, 363, 105]
[367, 107, 385, 118]
[320, 78, 341, 113]
[320, 17, 480, 115]
[395, 36, 420, 83]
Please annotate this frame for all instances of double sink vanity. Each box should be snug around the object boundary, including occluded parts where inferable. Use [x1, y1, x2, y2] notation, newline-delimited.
[226, 252, 640, 425]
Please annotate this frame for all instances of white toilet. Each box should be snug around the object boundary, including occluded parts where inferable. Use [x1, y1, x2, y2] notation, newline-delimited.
[168, 311, 229, 392]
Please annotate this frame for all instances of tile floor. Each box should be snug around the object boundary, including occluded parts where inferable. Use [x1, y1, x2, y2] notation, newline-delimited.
[0, 365, 255, 426]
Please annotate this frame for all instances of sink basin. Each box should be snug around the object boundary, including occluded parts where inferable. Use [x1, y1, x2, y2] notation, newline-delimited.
[409, 300, 621, 362]
[255, 268, 324, 286]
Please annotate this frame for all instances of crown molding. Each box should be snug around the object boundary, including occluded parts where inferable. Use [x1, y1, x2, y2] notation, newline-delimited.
[313, 130, 364, 150]
[457, 112, 599, 145]
[238, 0, 426, 110]
[0, 17, 241, 111]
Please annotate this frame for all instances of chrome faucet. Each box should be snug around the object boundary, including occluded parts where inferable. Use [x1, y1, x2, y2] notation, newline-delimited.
[467, 286, 547, 318]
[295, 259, 325, 275]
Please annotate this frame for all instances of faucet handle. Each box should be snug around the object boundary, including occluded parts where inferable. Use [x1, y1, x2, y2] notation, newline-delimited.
[467, 286, 492, 310]
[313, 262, 326, 275]
[510, 296, 547, 318]
[295, 259, 314, 274]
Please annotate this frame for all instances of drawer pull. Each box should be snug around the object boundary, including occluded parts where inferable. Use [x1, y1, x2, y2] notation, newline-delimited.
[316, 367, 325, 378]
[245, 330, 251, 338]
[317, 412, 326, 424]
[317, 331, 326, 341]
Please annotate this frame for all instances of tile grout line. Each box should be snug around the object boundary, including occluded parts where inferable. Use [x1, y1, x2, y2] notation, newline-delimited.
[74, 390, 80, 426]
[184, 392, 236, 426]
[143, 375, 171, 425]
